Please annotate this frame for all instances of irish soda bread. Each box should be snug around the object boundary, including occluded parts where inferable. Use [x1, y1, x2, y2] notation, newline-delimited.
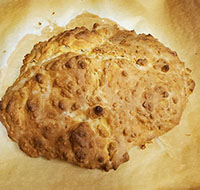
[0, 21, 195, 171]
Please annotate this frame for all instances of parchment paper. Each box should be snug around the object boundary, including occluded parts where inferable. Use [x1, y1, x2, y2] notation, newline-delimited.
[0, 0, 199, 189]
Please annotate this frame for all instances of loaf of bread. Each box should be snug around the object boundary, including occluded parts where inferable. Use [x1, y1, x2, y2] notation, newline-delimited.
[0, 19, 195, 170]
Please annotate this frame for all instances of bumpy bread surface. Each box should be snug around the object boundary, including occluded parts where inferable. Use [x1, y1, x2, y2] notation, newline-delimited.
[0, 23, 195, 171]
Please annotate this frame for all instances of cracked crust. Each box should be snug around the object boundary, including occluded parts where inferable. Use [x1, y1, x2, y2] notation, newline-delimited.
[0, 22, 195, 171]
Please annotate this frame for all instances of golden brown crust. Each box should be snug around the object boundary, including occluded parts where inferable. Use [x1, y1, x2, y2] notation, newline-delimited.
[0, 22, 195, 171]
